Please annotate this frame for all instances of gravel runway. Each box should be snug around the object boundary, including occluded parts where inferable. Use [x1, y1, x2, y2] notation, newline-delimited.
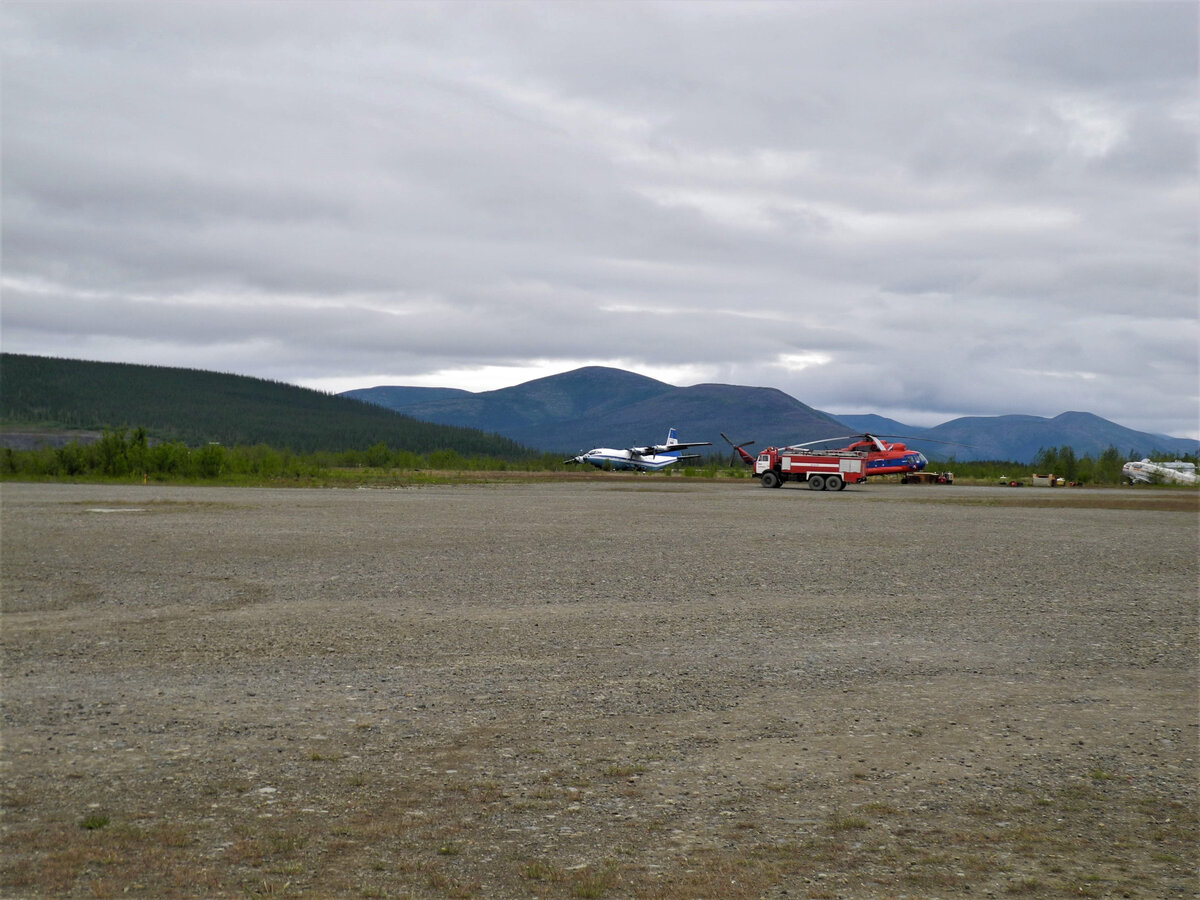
[2, 480, 1196, 899]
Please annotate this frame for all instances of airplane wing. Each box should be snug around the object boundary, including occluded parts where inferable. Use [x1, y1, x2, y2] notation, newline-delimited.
[648, 441, 712, 453]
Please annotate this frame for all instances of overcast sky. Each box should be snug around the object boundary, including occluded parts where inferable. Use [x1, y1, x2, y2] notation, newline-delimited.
[3, 1, 1197, 438]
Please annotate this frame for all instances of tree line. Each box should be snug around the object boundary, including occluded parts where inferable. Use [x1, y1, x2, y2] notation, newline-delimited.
[0, 428, 564, 482]
[1025, 444, 1194, 484]
[1029, 445, 1127, 484]
[3, 428, 1194, 485]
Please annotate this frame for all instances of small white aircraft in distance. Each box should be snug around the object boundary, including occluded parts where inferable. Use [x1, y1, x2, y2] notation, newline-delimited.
[565, 428, 712, 471]
[1121, 458, 1197, 485]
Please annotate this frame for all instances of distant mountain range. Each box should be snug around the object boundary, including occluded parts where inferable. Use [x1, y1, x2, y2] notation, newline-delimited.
[2, 354, 1192, 465]
[344, 366, 849, 458]
[832, 411, 1199, 464]
[345, 366, 1199, 463]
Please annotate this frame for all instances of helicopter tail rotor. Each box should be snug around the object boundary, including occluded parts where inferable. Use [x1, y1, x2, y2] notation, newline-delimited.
[721, 433, 757, 466]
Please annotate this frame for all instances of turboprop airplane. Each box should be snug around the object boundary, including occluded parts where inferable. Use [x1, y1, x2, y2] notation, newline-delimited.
[1121, 458, 1197, 485]
[565, 428, 711, 471]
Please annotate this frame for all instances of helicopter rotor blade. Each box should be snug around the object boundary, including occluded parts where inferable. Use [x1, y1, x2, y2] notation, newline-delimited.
[793, 432, 974, 450]
[869, 433, 975, 448]
[790, 433, 875, 449]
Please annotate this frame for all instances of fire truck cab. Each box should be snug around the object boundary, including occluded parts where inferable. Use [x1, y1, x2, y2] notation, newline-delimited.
[754, 447, 869, 491]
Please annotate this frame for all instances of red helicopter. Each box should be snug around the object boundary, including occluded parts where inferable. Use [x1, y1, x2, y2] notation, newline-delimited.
[722, 433, 931, 477]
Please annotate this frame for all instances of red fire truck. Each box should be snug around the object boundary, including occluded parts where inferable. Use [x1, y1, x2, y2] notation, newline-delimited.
[753, 446, 870, 490]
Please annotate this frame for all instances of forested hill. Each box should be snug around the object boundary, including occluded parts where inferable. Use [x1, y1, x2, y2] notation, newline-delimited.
[0, 354, 532, 457]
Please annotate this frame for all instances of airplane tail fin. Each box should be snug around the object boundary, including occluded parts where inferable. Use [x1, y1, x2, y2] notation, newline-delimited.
[665, 427, 679, 448]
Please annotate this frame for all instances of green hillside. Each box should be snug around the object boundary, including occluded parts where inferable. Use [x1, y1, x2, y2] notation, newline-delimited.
[0, 354, 532, 458]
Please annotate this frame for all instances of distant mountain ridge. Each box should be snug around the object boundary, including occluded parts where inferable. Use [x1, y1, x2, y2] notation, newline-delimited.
[827, 414, 918, 436]
[831, 411, 1200, 463]
[918, 411, 1198, 464]
[347, 367, 1198, 463]
[828, 412, 1200, 462]
[344, 366, 850, 456]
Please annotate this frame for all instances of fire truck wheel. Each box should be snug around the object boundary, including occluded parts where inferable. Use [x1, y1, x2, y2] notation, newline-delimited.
[760, 470, 782, 489]
[824, 474, 843, 491]
[807, 475, 825, 491]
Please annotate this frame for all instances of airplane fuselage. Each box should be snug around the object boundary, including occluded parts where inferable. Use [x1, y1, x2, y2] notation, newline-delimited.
[569, 448, 686, 471]
[1121, 459, 1197, 485]
[565, 427, 710, 472]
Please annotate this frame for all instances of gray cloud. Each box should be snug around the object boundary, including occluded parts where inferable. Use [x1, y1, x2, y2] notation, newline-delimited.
[2, 0, 1196, 439]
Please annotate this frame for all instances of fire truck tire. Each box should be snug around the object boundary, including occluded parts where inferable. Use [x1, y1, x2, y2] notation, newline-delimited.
[824, 474, 843, 491]
[807, 475, 825, 491]
[760, 470, 782, 489]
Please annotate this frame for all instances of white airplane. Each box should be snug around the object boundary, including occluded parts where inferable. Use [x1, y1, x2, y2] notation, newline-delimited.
[565, 428, 712, 471]
[1121, 458, 1197, 485]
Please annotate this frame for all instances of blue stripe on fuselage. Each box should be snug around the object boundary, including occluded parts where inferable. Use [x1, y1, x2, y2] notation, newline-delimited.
[865, 454, 926, 471]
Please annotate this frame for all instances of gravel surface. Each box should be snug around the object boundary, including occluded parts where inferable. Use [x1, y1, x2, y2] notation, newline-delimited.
[2, 479, 1196, 899]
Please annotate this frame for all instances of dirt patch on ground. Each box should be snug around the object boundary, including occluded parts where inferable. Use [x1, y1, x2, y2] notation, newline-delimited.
[2, 481, 1196, 899]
